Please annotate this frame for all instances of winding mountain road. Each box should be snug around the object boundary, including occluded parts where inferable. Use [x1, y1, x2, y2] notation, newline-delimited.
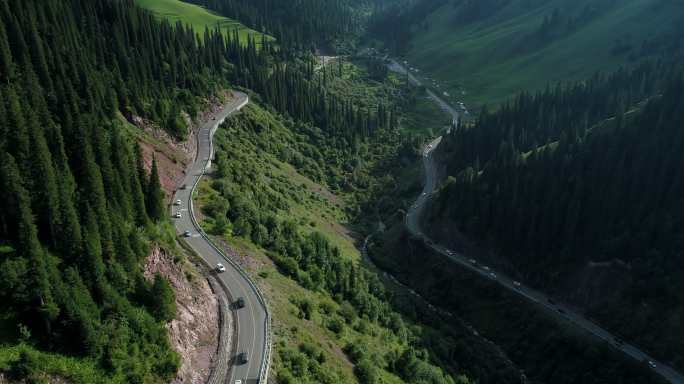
[391, 60, 684, 384]
[172, 92, 270, 384]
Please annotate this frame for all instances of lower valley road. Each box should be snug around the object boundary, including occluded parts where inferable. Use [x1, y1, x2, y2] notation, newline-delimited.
[390, 59, 684, 384]
[172, 91, 271, 384]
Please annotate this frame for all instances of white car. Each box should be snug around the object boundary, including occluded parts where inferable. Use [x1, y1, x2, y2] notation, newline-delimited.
[174, 212, 182, 218]
[216, 263, 226, 273]
[235, 380, 242, 384]
[513, 281, 522, 288]
[173, 199, 182, 206]
[183, 230, 192, 237]
[489, 272, 497, 279]
[648, 361, 657, 369]
[469, 258, 476, 264]
[482, 266, 490, 271]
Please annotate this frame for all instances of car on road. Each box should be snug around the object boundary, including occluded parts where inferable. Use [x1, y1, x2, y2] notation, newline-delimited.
[513, 281, 522, 288]
[235, 380, 242, 384]
[648, 360, 657, 369]
[180, 184, 187, 190]
[427, 144, 432, 149]
[173, 212, 182, 218]
[469, 258, 476, 264]
[235, 297, 245, 309]
[489, 272, 497, 279]
[216, 263, 226, 273]
[482, 266, 490, 271]
[237, 351, 248, 365]
[212, 117, 216, 120]
[183, 230, 192, 237]
[174, 199, 182, 206]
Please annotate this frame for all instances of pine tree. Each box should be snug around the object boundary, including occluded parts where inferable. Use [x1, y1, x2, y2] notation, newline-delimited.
[0, 153, 58, 337]
[146, 156, 166, 222]
[150, 274, 176, 322]
[0, 15, 14, 83]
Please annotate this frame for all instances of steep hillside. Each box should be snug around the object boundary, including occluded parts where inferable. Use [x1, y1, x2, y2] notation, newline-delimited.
[391, 0, 684, 106]
[183, 0, 379, 51]
[426, 64, 684, 370]
[194, 101, 467, 384]
[371, 225, 667, 384]
[134, 0, 272, 44]
[0, 0, 254, 381]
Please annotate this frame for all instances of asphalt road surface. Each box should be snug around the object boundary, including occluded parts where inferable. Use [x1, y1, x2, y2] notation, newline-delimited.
[172, 92, 269, 384]
[391, 58, 684, 383]
[388, 60, 460, 123]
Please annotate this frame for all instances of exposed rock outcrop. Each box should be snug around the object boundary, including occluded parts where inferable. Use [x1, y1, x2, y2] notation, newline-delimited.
[144, 246, 219, 384]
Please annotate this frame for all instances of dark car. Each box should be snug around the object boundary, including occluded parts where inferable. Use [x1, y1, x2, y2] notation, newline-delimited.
[235, 297, 245, 309]
[237, 352, 248, 365]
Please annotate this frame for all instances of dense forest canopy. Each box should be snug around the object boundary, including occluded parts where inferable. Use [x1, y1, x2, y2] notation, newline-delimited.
[428, 60, 684, 367]
[0, 0, 419, 381]
[183, 0, 386, 52]
[0, 0, 244, 380]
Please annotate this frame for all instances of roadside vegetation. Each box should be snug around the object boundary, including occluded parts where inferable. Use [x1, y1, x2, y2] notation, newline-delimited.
[371, 229, 668, 384]
[0, 0, 269, 381]
[194, 99, 466, 384]
[427, 60, 684, 371]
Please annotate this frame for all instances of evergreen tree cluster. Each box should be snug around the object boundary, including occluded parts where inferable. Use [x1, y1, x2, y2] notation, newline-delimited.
[439, 61, 677, 174]
[430, 63, 684, 365]
[222, 36, 397, 145]
[0, 0, 254, 380]
[184, 0, 376, 51]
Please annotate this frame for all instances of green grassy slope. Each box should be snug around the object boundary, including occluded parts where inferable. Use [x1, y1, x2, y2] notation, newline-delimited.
[404, 0, 682, 107]
[135, 0, 272, 44]
[194, 102, 465, 384]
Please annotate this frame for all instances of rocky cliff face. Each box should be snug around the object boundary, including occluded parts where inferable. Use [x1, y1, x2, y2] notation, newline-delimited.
[144, 246, 219, 384]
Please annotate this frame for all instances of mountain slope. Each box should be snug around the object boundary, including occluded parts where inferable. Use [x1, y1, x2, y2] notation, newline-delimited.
[427, 64, 684, 371]
[0, 0, 257, 381]
[134, 0, 271, 44]
[194, 100, 467, 384]
[398, 0, 684, 106]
